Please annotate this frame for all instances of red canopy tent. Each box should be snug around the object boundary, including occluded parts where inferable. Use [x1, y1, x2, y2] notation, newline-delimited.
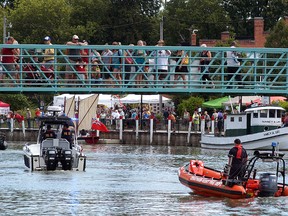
[0, 101, 10, 115]
[0, 101, 10, 107]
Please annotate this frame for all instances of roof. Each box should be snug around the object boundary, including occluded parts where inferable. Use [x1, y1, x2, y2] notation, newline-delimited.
[39, 116, 74, 127]
[245, 106, 285, 112]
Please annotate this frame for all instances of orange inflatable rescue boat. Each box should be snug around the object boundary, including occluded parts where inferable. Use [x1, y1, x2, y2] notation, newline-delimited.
[178, 144, 288, 199]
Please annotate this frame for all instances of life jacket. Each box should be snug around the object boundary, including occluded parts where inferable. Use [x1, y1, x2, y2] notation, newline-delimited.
[44, 130, 56, 138]
[61, 129, 72, 141]
[235, 144, 243, 159]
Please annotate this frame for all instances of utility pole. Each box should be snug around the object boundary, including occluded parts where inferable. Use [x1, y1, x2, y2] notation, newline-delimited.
[3, 15, 6, 44]
[160, 17, 163, 40]
[159, 0, 167, 40]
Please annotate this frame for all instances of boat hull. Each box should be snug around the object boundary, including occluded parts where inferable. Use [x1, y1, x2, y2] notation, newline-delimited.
[201, 127, 288, 150]
[178, 163, 288, 199]
[78, 136, 99, 144]
[178, 166, 247, 199]
[23, 143, 86, 172]
[0, 141, 7, 150]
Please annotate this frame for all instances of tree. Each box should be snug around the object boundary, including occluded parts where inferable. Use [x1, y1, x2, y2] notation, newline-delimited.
[265, 18, 288, 48]
[0, 0, 15, 9]
[177, 96, 204, 117]
[164, 0, 230, 45]
[222, 0, 288, 37]
[0, 94, 31, 111]
[8, 0, 72, 43]
[104, 0, 161, 45]
[67, 0, 109, 44]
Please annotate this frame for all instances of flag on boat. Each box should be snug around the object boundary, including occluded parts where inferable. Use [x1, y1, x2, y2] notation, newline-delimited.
[91, 119, 109, 132]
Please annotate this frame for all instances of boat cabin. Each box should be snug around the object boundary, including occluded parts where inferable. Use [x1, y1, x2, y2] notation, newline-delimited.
[224, 106, 285, 136]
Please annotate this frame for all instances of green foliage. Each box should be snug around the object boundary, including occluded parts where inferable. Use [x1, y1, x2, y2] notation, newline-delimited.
[277, 100, 288, 111]
[0, 94, 31, 111]
[265, 19, 288, 48]
[164, 0, 230, 45]
[105, 0, 161, 44]
[177, 96, 204, 116]
[9, 0, 72, 43]
[222, 0, 288, 37]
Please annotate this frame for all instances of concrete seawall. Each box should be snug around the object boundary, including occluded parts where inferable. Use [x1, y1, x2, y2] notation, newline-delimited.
[2, 129, 201, 147]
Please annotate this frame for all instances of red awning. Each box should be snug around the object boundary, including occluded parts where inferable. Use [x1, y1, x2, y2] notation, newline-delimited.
[0, 101, 10, 107]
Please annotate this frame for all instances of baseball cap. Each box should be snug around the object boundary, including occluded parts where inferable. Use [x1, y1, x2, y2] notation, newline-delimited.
[44, 36, 51, 41]
[72, 35, 79, 40]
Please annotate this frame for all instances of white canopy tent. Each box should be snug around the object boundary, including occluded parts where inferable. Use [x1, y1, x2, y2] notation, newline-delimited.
[120, 94, 171, 104]
[53, 94, 116, 108]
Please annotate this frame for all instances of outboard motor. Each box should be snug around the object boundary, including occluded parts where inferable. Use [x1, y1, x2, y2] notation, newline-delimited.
[44, 149, 57, 171]
[61, 149, 73, 170]
[259, 173, 277, 197]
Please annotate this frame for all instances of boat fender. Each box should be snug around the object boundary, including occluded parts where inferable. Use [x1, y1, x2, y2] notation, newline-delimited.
[259, 173, 277, 197]
[189, 160, 204, 175]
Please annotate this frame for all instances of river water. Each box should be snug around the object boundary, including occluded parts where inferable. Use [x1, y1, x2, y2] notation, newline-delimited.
[1, 143, 288, 216]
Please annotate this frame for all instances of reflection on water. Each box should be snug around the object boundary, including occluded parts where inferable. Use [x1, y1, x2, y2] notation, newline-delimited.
[1, 144, 288, 215]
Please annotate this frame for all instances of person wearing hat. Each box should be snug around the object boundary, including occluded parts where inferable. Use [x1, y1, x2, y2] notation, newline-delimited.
[226, 41, 242, 88]
[227, 138, 248, 179]
[199, 44, 214, 87]
[1, 36, 19, 81]
[66, 35, 88, 80]
[26, 108, 32, 128]
[153, 40, 171, 83]
[43, 36, 55, 70]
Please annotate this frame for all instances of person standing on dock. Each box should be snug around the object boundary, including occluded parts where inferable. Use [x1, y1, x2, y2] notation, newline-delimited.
[26, 108, 32, 128]
[228, 139, 248, 179]
[217, 110, 223, 136]
[192, 109, 200, 131]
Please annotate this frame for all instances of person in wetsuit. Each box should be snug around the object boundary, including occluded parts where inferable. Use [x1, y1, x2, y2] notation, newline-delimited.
[228, 138, 248, 179]
[61, 123, 72, 148]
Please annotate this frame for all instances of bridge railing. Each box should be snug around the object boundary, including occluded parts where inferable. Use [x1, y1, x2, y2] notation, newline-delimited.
[0, 44, 287, 95]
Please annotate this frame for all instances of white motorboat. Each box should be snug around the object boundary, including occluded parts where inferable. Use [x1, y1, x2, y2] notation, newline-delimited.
[201, 106, 288, 150]
[23, 106, 86, 171]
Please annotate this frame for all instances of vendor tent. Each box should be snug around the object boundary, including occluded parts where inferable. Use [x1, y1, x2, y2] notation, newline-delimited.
[0, 101, 10, 115]
[120, 94, 171, 104]
[202, 97, 229, 109]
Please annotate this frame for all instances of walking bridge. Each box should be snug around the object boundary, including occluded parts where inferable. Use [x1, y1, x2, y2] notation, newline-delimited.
[1, 44, 287, 96]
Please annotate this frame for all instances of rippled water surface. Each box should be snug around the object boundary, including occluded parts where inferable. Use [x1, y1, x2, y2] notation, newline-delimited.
[1, 143, 288, 216]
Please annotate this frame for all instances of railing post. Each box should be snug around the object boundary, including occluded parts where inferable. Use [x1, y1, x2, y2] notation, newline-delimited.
[150, 118, 153, 144]
[187, 118, 192, 144]
[167, 119, 171, 145]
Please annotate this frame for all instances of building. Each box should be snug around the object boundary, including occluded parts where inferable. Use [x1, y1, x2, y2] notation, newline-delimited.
[191, 17, 285, 48]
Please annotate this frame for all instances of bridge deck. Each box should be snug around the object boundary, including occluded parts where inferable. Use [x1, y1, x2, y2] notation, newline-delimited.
[0, 44, 287, 95]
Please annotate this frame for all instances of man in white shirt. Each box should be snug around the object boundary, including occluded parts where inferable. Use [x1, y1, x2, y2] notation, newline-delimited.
[226, 41, 241, 87]
[153, 40, 171, 83]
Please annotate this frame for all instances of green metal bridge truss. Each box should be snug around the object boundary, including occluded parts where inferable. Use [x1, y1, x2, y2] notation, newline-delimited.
[0, 44, 287, 95]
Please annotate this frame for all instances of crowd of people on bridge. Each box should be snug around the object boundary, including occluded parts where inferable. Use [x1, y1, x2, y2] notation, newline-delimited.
[0, 35, 244, 88]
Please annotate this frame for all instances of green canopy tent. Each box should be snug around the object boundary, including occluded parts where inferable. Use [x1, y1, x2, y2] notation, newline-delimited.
[202, 96, 229, 109]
